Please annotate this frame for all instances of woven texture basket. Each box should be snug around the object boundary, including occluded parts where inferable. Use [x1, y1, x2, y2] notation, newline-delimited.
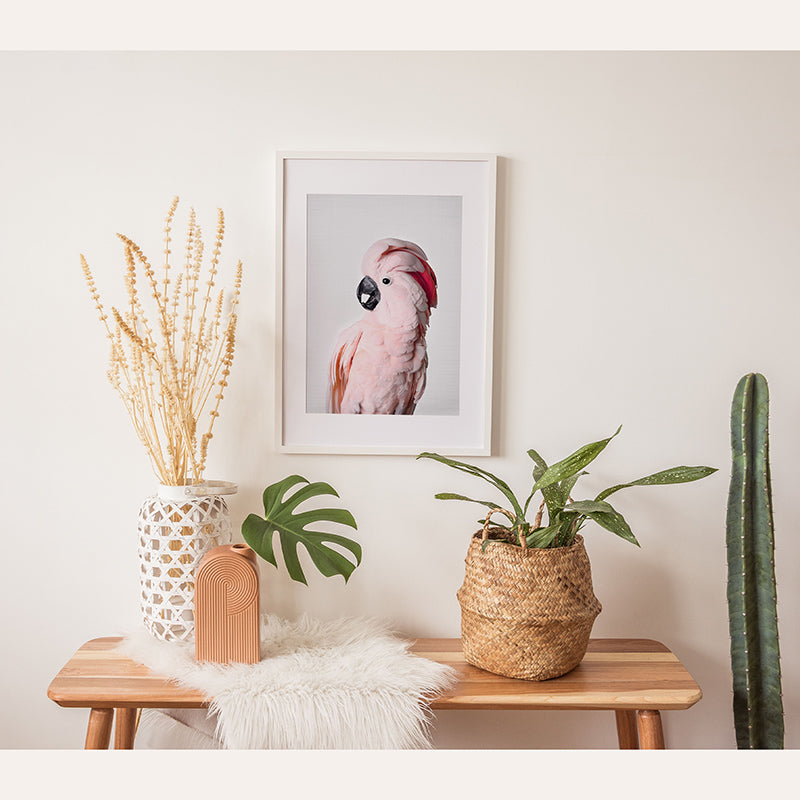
[457, 532, 601, 680]
[138, 492, 232, 642]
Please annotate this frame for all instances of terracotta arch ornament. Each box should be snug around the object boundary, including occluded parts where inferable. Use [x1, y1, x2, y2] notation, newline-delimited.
[194, 544, 260, 664]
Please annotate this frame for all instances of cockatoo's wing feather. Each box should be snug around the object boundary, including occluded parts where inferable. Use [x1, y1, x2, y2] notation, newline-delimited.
[326, 323, 363, 413]
[411, 351, 428, 410]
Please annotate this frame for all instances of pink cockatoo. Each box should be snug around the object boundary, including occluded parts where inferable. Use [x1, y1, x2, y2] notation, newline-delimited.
[327, 238, 438, 414]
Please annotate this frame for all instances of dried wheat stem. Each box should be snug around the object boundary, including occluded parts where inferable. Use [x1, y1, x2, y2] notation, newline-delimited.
[82, 200, 241, 485]
[180, 210, 198, 391]
[162, 196, 179, 301]
[195, 262, 241, 413]
[194, 209, 224, 370]
[198, 324, 236, 476]
[113, 305, 199, 479]
[186, 222, 204, 365]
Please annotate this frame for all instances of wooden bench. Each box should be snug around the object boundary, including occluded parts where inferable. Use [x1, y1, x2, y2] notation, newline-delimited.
[47, 636, 701, 749]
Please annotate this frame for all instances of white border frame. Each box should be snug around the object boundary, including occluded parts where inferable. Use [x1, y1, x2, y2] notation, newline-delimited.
[276, 152, 497, 455]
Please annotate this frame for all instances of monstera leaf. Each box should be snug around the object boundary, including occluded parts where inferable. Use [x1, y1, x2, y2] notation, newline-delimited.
[241, 475, 360, 585]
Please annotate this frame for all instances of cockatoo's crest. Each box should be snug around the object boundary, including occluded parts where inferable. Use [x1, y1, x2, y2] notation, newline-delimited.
[360, 238, 438, 310]
[380, 244, 438, 309]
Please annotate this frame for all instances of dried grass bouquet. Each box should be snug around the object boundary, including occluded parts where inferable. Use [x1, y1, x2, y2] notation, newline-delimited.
[81, 197, 243, 486]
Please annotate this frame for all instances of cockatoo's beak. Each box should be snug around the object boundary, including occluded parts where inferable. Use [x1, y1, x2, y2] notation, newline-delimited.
[357, 275, 381, 310]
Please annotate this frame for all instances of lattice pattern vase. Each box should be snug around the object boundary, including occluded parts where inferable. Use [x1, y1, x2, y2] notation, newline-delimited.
[138, 486, 232, 642]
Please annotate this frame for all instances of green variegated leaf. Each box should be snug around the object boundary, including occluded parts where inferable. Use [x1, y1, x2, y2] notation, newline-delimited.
[559, 470, 588, 504]
[418, 452, 524, 517]
[562, 500, 617, 516]
[242, 475, 360, 585]
[525, 523, 562, 548]
[531, 426, 622, 493]
[584, 506, 640, 547]
[421, 431, 713, 552]
[524, 448, 563, 519]
[436, 492, 507, 510]
[478, 518, 511, 531]
[527, 449, 548, 478]
[595, 466, 718, 502]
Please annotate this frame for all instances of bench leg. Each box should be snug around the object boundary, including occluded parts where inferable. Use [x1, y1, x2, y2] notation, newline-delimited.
[637, 709, 665, 749]
[615, 710, 639, 749]
[85, 708, 114, 749]
[114, 708, 139, 750]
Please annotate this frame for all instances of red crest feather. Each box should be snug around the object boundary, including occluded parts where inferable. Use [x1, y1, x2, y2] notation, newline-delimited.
[385, 246, 438, 309]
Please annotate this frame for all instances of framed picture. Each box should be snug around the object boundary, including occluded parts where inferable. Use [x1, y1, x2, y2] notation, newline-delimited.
[276, 152, 496, 455]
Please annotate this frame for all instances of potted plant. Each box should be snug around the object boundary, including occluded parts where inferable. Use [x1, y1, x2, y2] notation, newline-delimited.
[418, 427, 716, 680]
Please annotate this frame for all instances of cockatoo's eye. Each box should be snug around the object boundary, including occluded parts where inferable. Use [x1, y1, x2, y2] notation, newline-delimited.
[381, 277, 391, 285]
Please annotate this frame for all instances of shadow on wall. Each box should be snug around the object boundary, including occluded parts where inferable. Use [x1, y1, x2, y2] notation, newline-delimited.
[490, 156, 509, 457]
[590, 547, 678, 637]
[579, 549, 739, 748]
[670, 640, 736, 748]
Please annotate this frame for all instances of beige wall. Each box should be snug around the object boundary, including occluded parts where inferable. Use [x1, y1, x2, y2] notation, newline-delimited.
[2, 51, 798, 748]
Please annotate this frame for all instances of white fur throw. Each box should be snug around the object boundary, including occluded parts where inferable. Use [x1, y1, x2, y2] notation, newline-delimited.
[118, 614, 456, 749]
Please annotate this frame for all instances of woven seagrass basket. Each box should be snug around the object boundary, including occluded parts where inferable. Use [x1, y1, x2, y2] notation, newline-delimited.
[457, 531, 601, 680]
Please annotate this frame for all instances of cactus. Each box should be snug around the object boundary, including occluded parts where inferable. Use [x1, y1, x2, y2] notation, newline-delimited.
[726, 373, 783, 748]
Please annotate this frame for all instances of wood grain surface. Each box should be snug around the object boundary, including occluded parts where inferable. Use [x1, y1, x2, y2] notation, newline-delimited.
[48, 637, 701, 712]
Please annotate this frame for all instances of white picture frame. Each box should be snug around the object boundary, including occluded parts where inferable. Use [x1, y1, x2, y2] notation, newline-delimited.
[276, 152, 496, 455]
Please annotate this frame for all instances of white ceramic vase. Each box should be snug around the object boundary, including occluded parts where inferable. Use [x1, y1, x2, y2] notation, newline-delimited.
[137, 484, 233, 642]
